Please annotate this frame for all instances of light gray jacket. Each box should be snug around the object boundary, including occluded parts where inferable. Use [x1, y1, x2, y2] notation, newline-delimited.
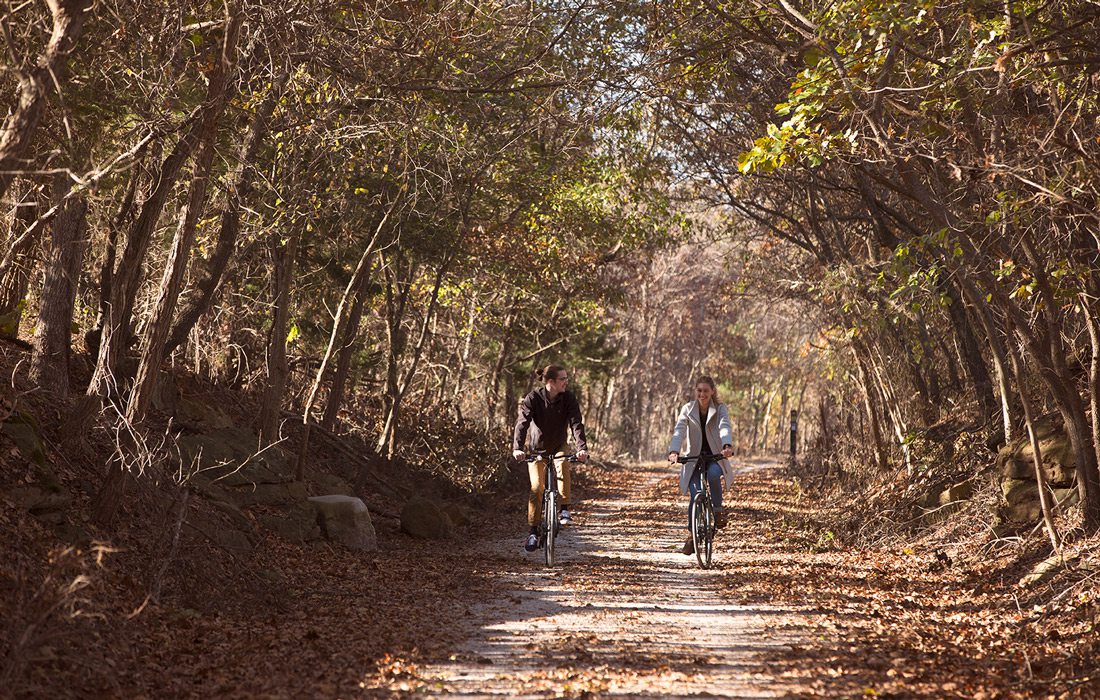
[668, 400, 734, 495]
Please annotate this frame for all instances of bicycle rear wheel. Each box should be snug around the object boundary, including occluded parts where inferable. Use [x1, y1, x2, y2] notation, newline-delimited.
[691, 493, 713, 569]
[544, 490, 558, 566]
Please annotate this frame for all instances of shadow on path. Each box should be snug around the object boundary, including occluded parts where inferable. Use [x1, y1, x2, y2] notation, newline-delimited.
[411, 459, 811, 698]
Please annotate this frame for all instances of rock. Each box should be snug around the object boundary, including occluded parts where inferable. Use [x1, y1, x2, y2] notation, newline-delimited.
[941, 480, 974, 504]
[209, 498, 252, 532]
[1002, 478, 1037, 503]
[1004, 501, 1042, 524]
[400, 496, 451, 539]
[259, 502, 322, 543]
[440, 502, 470, 528]
[999, 429, 1076, 485]
[176, 397, 234, 431]
[1041, 460, 1076, 488]
[308, 495, 377, 551]
[177, 427, 292, 487]
[185, 517, 254, 554]
[1053, 488, 1079, 509]
[1001, 457, 1033, 480]
[1020, 552, 1080, 588]
[151, 371, 180, 416]
[1002, 479, 1041, 523]
[227, 480, 308, 507]
[1, 412, 50, 468]
[7, 485, 71, 514]
[920, 480, 974, 525]
[311, 472, 355, 496]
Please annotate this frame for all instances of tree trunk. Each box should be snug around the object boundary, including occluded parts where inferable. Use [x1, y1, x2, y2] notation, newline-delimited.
[449, 292, 482, 414]
[375, 255, 410, 455]
[163, 68, 287, 357]
[85, 106, 212, 406]
[0, 182, 40, 334]
[29, 173, 87, 396]
[320, 266, 373, 431]
[868, 343, 911, 474]
[375, 256, 450, 459]
[1083, 287, 1100, 525]
[943, 283, 998, 422]
[126, 12, 242, 425]
[299, 243, 378, 478]
[486, 300, 517, 432]
[0, 0, 93, 202]
[959, 276, 1016, 444]
[305, 199, 398, 440]
[86, 153, 144, 360]
[1007, 339, 1061, 552]
[852, 344, 888, 471]
[1019, 235, 1100, 530]
[258, 228, 300, 444]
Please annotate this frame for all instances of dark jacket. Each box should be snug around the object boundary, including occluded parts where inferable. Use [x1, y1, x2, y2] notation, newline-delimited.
[512, 387, 588, 455]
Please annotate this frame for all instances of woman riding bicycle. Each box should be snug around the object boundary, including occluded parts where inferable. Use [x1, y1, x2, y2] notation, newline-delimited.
[512, 363, 589, 552]
[667, 375, 734, 555]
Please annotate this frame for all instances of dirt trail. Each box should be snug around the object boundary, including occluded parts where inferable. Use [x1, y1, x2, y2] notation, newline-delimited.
[414, 459, 808, 698]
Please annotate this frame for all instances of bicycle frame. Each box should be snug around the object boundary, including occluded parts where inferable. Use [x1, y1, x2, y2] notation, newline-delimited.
[526, 452, 578, 567]
[678, 454, 720, 569]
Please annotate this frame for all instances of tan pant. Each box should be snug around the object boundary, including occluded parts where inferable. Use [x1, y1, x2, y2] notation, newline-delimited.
[528, 455, 572, 527]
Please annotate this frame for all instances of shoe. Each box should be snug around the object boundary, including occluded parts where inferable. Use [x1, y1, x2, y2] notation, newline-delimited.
[524, 534, 538, 552]
[559, 509, 572, 525]
[681, 537, 695, 555]
[715, 511, 728, 529]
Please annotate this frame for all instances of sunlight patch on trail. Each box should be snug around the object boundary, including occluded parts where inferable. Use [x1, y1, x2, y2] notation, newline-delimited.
[413, 460, 805, 698]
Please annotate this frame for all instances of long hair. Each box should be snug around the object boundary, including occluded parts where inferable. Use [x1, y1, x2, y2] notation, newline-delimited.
[695, 375, 719, 402]
[537, 364, 566, 383]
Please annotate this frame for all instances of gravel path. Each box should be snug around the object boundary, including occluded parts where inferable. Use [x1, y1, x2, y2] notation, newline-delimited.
[415, 459, 807, 698]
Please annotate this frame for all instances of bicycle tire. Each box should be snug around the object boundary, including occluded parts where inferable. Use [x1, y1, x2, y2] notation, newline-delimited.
[692, 492, 714, 569]
[544, 490, 558, 566]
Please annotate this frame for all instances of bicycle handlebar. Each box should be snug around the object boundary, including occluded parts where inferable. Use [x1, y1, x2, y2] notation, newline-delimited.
[675, 453, 724, 464]
[524, 452, 582, 463]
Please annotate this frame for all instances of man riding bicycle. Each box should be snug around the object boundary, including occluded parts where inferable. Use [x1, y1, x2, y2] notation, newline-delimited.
[513, 363, 589, 552]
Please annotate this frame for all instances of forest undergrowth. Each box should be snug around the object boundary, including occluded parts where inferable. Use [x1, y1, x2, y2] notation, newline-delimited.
[770, 421, 1100, 698]
[3, 334, 1099, 698]
[0, 340, 530, 698]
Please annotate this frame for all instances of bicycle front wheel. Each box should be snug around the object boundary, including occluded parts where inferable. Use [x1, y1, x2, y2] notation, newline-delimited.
[544, 490, 558, 567]
[691, 492, 714, 569]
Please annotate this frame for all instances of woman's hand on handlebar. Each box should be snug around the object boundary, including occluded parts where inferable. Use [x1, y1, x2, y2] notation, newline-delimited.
[576, 449, 589, 462]
[513, 449, 527, 461]
[668, 451, 679, 464]
[721, 445, 733, 458]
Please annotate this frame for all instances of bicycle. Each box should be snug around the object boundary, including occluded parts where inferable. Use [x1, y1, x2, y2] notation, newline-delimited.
[526, 452, 580, 567]
[677, 453, 722, 569]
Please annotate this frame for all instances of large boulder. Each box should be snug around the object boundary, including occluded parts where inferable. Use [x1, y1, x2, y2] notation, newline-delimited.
[400, 496, 451, 539]
[230, 480, 309, 507]
[177, 427, 293, 488]
[1002, 479, 1042, 524]
[185, 514, 254, 554]
[176, 397, 234, 432]
[308, 495, 377, 551]
[7, 484, 72, 514]
[1007, 432, 1076, 486]
[151, 371, 180, 416]
[311, 472, 355, 496]
[997, 419, 1079, 525]
[1, 411, 50, 468]
[259, 502, 322, 543]
[920, 479, 974, 526]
